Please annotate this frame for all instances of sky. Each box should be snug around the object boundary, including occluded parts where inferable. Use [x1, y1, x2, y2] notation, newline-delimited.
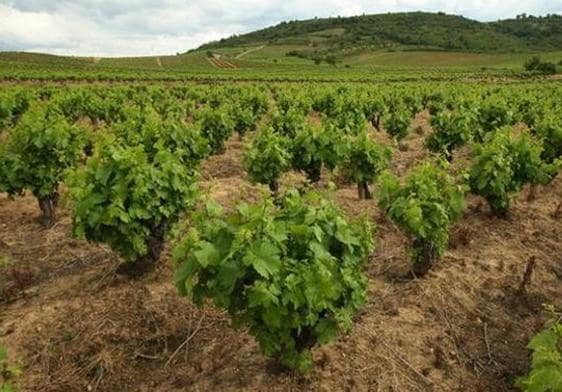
[0, 1, 561, 57]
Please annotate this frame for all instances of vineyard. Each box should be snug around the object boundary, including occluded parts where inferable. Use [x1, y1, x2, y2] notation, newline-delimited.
[0, 80, 561, 391]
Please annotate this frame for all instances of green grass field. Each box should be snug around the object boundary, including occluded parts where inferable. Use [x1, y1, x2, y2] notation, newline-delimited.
[1, 46, 560, 81]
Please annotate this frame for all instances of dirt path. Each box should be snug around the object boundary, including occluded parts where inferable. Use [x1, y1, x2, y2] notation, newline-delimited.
[207, 57, 221, 68]
[235, 45, 265, 59]
[207, 55, 237, 69]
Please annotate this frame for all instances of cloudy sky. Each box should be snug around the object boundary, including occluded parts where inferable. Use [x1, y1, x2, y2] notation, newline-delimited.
[0, 1, 561, 57]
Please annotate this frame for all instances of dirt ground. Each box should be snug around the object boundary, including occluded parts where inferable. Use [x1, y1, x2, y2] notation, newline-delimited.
[1, 114, 561, 391]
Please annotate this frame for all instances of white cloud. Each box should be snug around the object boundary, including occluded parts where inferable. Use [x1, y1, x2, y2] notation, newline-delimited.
[0, 0, 561, 56]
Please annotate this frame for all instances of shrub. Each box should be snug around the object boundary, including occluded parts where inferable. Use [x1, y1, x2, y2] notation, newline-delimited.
[275, 91, 311, 116]
[111, 105, 209, 163]
[0, 89, 33, 130]
[320, 93, 369, 135]
[173, 190, 374, 371]
[516, 98, 545, 129]
[383, 105, 411, 141]
[229, 104, 257, 138]
[426, 109, 475, 160]
[0, 105, 85, 227]
[475, 98, 514, 141]
[243, 128, 291, 194]
[516, 322, 562, 391]
[533, 114, 562, 165]
[342, 132, 392, 199]
[469, 128, 558, 216]
[69, 140, 199, 276]
[378, 160, 465, 275]
[196, 106, 235, 154]
[426, 93, 446, 116]
[290, 124, 345, 183]
[524, 56, 557, 75]
[239, 88, 269, 118]
[524, 56, 542, 71]
[271, 107, 307, 138]
[536, 62, 557, 75]
[69, 111, 205, 275]
[362, 95, 385, 130]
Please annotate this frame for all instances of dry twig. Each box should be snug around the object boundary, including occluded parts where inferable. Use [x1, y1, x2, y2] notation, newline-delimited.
[382, 342, 433, 389]
[165, 314, 205, 367]
[518, 256, 536, 294]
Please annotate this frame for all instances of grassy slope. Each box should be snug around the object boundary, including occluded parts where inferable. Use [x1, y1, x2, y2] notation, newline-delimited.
[1, 11, 562, 79]
[1, 48, 560, 80]
[189, 12, 562, 73]
[200, 12, 562, 53]
[343, 50, 562, 68]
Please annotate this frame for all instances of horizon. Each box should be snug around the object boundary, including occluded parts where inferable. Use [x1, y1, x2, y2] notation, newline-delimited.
[1, 1, 561, 57]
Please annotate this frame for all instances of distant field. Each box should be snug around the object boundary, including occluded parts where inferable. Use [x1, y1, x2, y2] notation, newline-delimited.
[210, 45, 562, 71]
[344, 49, 562, 69]
[0, 47, 560, 81]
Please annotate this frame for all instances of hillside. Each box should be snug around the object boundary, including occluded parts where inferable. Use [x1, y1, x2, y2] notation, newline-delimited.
[1, 12, 561, 81]
[198, 12, 562, 53]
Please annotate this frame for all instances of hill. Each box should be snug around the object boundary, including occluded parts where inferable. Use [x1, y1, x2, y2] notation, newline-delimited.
[1, 12, 561, 81]
[198, 12, 562, 54]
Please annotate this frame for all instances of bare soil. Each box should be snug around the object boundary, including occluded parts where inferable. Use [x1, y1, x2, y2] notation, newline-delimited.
[1, 117, 561, 391]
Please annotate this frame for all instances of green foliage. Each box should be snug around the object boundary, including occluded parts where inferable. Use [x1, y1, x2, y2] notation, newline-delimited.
[111, 105, 209, 164]
[342, 132, 392, 199]
[327, 108, 367, 135]
[524, 56, 558, 75]
[311, 90, 339, 116]
[69, 139, 199, 265]
[271, 107, 307, 138]
[196, 106, 235, 154]
[0, 89, 32, 130]
[290, 124, 345, 183]
[0, 104, 84, 226]
[54, 88, 126, 124]
[516, 322, 562, 391]
[378, 160, 465, 275]
[425, 92, 446, 116]
[0, 345, 21, 392]
[173, 190, 374, 371]
[426, 109, 475, 159]
[383, 106, 411, 141]
[402, 94, 423, 117]
[362, 95, 385, 130]
[516, 98, 545, 129]
[469, 128, 558, 216]
[274, 89, 311, 116]
[475, 98, 514, 141]
[200, 12, 562, 53]
[243, 128, 291, 193]
[323, 95, 368, 135]
[230, 105, 257, 137]
[524, 56, 543, 71]
[0, 104, 84, 198]
[535, 62, 557, 75]
[68, 109, 204, 268]
[534, 114, 562, 165]
[239, 87, 269, 118]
